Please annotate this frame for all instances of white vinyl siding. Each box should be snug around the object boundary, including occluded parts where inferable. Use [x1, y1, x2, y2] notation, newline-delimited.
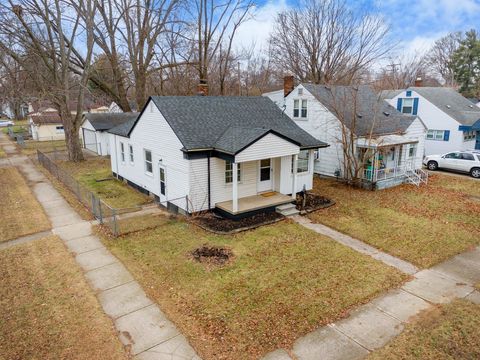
[235, 133, 299, 162]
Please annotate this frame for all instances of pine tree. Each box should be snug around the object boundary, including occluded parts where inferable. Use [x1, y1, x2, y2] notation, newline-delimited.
[451, 29, 480, 97]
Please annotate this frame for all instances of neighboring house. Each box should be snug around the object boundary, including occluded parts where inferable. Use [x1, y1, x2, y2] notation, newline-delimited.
[29, 111, 65, 141]
[107, 96, 327, 217]
[80, 112, 139, 155]
[108, 101, 138, 113]
[264, 81, 428, 189]
[383, 87, 480, 154]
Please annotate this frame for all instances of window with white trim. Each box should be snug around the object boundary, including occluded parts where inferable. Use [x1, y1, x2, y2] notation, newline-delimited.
[144, 149, 153, 174]
[292, 150, 309, 173]
[120, 142, 125, 162]
[129, 144, 134, 163]
[225, 161, 241, 183]
[160, 167, 166, 195]
[426, 129, 445, 141]
[408, 144, 417, 158]
[401, 98, 414, 114]
[463, 131, 476, 141]
[293, 99, 307, 118]
[55, 125, 64, 134]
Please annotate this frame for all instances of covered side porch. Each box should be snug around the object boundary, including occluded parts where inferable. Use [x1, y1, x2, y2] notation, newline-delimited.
[356, 135, 427, 188]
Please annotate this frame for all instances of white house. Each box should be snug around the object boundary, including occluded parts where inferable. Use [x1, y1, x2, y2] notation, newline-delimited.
[80, 112, 138, 155]
[107, 96, 328, 217]
[29, 109, 65, 141]
[383, 87, 480, 155]
[265, 81, 428, 189]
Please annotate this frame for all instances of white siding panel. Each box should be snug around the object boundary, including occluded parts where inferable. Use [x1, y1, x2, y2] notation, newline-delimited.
[235, 133, 299, 162]
[405, 118, 427, 169]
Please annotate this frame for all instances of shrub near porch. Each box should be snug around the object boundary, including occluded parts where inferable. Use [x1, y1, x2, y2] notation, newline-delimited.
[308, 175, 480, 268]
[97, 218, 407, 360]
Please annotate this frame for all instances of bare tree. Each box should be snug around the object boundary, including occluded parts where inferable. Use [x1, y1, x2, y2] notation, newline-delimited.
[425, 32, 462, 86]
[269, 0, 392, 84]
[0, 51, 31, 119]
[373, 54, 428, 90]
[0, 0, 96, 161]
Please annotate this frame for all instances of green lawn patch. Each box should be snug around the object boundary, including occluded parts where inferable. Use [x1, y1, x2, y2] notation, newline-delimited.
[58, 158, 150, 209]
[368, 299, 480, 359]
[308, 174, 480, 268]
[96, 218, 407, 360]
[21, 139, 67, 156]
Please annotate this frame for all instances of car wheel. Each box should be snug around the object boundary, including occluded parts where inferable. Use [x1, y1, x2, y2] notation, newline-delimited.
[427, 161, 438, 171]
[471, 168, 480, 178]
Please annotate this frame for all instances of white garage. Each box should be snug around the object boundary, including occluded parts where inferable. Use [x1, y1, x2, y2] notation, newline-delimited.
[80, 112, 139, 156]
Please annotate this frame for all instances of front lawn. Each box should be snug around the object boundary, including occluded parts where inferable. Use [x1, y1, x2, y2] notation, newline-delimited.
[21, 139, 67, 156]
[0, 167, 50, 242]
[58, 158, 151, 209]
[308, 175, 480, 268]
[1, 119, 29, 135]
[368, 299, 480, 359]
[97, 218, 407, 360]
[0, 236, 129, 359]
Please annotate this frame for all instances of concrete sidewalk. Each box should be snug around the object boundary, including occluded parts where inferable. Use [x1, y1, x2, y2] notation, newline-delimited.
[262, 219, 480, 360]
[2, 140, 200, 360]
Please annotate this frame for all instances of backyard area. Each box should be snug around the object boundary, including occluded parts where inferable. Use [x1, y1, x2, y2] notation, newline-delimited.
[0, 235, 129, 359]
[308, 174, 480, 268]
[56, 157, 151, 209]
[21, 139, 67, 156]
[369, 299, 480, 359]
[96, 217, 408, 360]
[0, 167, 50, 243]
[1, 119, 29, 135]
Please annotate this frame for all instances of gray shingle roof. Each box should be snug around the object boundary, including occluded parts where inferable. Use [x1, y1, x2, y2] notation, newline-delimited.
[110, 96, 327, 153]
[83, 112, 139, 131]
[303, 84, 417, 137]
[408, 87, 480, 126]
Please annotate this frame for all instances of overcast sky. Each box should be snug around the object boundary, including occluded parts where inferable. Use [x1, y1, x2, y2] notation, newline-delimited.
[234, 0, 480, 59]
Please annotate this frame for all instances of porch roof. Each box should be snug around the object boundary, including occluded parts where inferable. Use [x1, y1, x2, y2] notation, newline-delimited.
[356, 134, 419, 148]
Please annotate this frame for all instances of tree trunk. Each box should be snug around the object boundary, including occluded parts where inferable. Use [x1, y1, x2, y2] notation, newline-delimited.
[135, 70, 147, 110]
[60, 107, 84, 162]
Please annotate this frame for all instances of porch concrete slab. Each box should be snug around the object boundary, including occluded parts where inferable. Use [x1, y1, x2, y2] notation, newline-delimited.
[75, 247, 118, 271]
[65, 235, 104, 255]
[465, 291, 480, 305]
[136, 334, 198, 360]
[33, 186, 63, 204]
[99, 281, 152, 319]
[50, 213, 83, 228]
[371, 289, 431, 323]
[292, 326, 369, 360]
[402, 269, 474, 304]
[115, 304, 180, 355]
[261, 349, 292, 360]
[431, 255, 480, 285]
[54, 221, 92, 240]
[333, 304, 403, 351]
[85, 262, 134, 291]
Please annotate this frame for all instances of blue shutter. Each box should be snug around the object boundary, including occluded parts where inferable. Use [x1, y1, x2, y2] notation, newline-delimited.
[444, 130, 450, 141]
[397, 98, 402, 111]
[406, 91, 412, 97]
[412, 98, 419, 115]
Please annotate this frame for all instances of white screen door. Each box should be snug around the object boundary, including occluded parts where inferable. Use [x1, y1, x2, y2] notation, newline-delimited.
[258, 159, 273, 192]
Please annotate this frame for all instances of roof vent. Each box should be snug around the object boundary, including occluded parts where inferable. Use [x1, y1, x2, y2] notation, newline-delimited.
[356, 113, 363, 118]
[446, 105, 451, 109]
[469, 104, 474, 108]
[383, 111, 390, 116]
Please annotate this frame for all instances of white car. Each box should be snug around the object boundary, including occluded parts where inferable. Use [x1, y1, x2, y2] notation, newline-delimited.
[0, 120, 14, 127]
[423, 150, 480, 178]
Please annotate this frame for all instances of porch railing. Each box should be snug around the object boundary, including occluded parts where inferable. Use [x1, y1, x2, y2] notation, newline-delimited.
[362, 159, 418, 182]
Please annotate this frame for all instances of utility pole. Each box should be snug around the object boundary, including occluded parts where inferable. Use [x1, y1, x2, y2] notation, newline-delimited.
[387, 63, 401, 88]
[238, 61, 241, 96]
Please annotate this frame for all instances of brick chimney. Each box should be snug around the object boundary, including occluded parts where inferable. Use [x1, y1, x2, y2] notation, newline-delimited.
[414, 77, 423, 87]
[197, 81, 209, 96]
[284, 75, 294, 97]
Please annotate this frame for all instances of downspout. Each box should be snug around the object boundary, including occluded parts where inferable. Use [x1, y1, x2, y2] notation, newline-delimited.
[207, 152, 211, 210]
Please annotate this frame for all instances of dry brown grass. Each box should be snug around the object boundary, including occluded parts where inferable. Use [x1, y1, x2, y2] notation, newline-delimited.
[0, 167, 50, 242]
[96, 218, 407, 360]
[368, 299, 480, 359]
[0, 235, 130, 360]
[308, 174, 480, 268]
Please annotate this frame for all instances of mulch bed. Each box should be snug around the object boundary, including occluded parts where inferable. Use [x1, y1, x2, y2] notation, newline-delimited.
[296, 192, 335, 213]
[191, 245, 233, 266]
[192, 211, 284, 234]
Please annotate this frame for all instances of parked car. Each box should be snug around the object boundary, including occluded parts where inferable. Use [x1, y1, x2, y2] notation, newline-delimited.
[0, 120, 14, 127]
[423, 150, 480, 178]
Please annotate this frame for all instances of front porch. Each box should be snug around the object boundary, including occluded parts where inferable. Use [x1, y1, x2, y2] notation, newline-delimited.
[216, 192, 293, 216]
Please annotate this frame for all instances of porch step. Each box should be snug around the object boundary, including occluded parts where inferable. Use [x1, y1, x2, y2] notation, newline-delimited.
[276, 203, 299, 217]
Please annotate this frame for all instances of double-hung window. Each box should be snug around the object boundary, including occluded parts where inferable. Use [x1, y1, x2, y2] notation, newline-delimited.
[293, 99, 308, 118]
[464, 131, 476, 141]
[129, 145, 134, 163]
[144, 149, 153, 174]
[426, 129, 446, 141]
[55, 125, 64, 134]
[401, 98, 414, 114]
[120, 142, 125, 162]
[160, 167, 166, 195]
[225, 161, 241, 183]
[408, 144, 417, 158]
[292, 150, 309, 173]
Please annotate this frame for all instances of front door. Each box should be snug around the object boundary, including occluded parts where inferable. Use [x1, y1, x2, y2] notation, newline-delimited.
[258, 159, 273, 192]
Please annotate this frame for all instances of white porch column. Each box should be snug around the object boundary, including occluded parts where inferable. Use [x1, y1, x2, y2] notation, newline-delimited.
[292, 154, 298, 199]
[232, 162, 238, 212]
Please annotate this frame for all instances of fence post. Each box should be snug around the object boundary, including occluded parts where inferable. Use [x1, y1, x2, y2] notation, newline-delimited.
[98, 199, 103, 224]
[186, 195, 189, 214]
[91, 193, 96, 218]
[112, 208, 118, 237]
